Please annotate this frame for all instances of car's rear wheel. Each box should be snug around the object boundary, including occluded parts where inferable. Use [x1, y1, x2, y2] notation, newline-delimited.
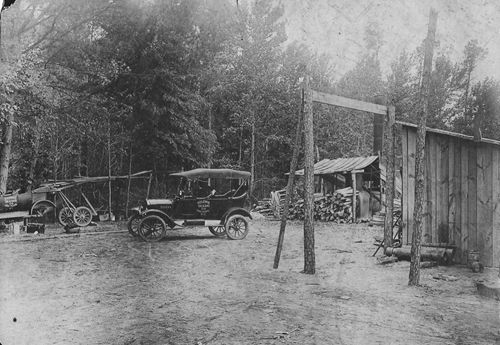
[208, 225, 226, 237]
[138, 215, 166, 242]
[127, 213, 141, 237]
[225, 215, 249, 240]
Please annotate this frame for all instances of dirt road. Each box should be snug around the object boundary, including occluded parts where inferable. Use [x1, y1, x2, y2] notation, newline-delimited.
[0, 220, 498, 345]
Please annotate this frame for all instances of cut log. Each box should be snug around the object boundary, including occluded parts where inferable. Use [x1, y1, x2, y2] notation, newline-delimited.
[386, 246, 455, 264]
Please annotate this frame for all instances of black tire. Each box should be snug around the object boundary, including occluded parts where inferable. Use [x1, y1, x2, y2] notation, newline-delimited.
[58, 207, 74, 226]
[138, 215, 166, 242]
[225, 215, 249, 240]
[73, 206, 92, 227]
[127, 214, 142, 237]
[208, 225, 226, 237]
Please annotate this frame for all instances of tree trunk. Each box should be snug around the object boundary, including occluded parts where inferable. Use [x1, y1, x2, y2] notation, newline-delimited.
[0, 110, 14, 193]
[0, 11, 3, 59]
[125, 142, 132, 219]
[250, 113, 255, 198]
[107, 117, 112, 221]
[383, 106, 396, 249]
[53, 131, 58, 181]
[274, 89, 304, 269]
[409, 9, 437, 286]
[238, 125, 243, 167]
[208, 105, 212, 169]
[29, 118, 42, 181]
[303, 76, 315, 274]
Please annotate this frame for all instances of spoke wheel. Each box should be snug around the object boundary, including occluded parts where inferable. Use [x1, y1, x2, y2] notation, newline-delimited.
[225, 215, 249, 240]
[73, 206, 93, 227]
[138, 215, 166, 242]
[58, 207, 74, 226]
[208, 225, 226, 237]
[127, 214, 142, 237]
[31, 201, 55, 223]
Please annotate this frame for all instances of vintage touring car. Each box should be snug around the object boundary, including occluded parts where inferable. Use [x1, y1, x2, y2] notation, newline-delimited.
[128, 168, 252, 242]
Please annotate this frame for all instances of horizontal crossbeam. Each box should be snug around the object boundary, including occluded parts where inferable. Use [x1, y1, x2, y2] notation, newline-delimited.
[312, 90, 388, 115]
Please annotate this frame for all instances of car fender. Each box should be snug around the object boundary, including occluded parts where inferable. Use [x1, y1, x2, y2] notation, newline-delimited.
[30, 200, 56, 215]
[222, 207, 252, 224]
[128, 206, 142, 216]
[142, 209, 176, 228]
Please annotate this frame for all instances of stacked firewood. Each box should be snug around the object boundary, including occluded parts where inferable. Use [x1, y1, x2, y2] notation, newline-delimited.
[253, 198, 274, 217]
[253, 188, 356, 222]
[287, 187, 355, 223]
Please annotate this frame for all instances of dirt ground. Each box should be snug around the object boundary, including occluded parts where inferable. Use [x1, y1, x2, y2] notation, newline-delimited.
[0, 219, 498, 345]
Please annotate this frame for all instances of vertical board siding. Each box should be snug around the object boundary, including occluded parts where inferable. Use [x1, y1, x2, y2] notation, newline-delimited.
[402, 128, 409, 244]
[448, 138, 456, 245]
[460, 142, 469, 264]
[426, 135, 437, 243]
[493, 149, 500, 268]
[439, 135, 450, 243]
[434, 135, 441, 243]
[402, 126, 499, 266]
[476, 144, 493, 266]
[424, 134, 432, 243]
[407, 129, 417, 245]
[452, 139, 462, 256]
[467, 146, 478, 252]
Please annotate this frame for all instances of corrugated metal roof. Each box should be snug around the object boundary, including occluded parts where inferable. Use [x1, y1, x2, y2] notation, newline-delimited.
[294, 156, 379, 176]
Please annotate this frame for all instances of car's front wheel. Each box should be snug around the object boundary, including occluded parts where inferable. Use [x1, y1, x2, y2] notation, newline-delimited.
[138, 215, 166, 242]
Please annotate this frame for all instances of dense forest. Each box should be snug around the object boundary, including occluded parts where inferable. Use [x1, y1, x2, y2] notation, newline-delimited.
[0, 0, 499, 202]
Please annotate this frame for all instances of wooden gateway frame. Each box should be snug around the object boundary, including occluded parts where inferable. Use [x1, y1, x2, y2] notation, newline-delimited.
[273, 87, 397, 270]
[310, 90, 397, 247]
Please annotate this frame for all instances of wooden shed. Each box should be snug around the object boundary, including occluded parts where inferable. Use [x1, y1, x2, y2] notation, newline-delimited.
[400, 122, 500, 267]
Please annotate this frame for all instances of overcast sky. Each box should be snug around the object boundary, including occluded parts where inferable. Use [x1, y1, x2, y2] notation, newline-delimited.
[282, 0, 500, 82]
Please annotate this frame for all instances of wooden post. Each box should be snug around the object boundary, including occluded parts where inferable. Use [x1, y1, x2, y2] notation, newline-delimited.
[273, 89, 304, 269]
[384, 106, 396, 249]
[409, 8, 438, 286]
[303, 76, 315, 274]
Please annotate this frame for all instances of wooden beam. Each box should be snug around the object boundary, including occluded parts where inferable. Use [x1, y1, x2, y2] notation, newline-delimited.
[312, 90, 387, 115]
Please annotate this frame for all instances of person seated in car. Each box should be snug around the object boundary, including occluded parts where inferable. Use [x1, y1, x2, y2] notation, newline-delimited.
[196, 180, 215, 198]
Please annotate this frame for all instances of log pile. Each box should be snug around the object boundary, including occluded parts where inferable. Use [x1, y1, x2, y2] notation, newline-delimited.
[288, 187, 355, 223]
[253, 198, 274, 218]
[253, 187, 357, 223]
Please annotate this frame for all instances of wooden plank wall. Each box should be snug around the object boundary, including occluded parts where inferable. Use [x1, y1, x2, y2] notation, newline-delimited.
[402, 126, 500, 267]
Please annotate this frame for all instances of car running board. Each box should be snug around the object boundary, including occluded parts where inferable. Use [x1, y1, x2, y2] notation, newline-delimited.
[174, 220, 222, 227]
